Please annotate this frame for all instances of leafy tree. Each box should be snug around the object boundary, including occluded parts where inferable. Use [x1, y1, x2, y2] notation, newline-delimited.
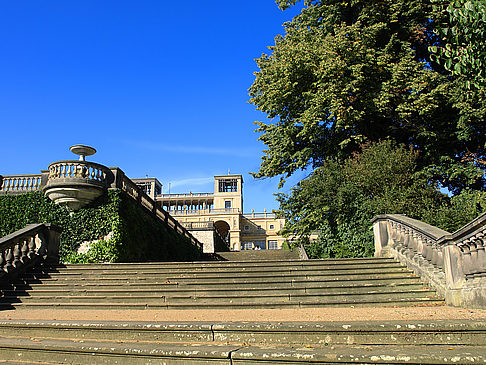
[277, 141, 486, 258]
[249, 0, 486, 193]
[430, 0, 486, 90]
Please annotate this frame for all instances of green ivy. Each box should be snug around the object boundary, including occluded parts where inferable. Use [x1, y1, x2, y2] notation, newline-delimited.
[0, 189, 201, 263]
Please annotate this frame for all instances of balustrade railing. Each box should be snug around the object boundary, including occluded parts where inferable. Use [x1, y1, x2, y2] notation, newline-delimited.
[372, 213, 486, 308]
[168, 208, 241, 216]
[47, 160, 110, 186]
[243, 212, 276, 219]
[115, 172, 202, 252]
[0, 174, 44, 194]
[0, 224, 61, 283]
[181, 221, 215, 230]
[159, 193, 214, 199]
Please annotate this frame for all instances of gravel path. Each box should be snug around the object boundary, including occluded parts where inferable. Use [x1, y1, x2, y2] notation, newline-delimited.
[1, 304, 485, 322]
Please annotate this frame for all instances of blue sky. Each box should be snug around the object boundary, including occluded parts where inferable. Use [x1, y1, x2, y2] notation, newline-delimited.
[0, 1, 307, 213]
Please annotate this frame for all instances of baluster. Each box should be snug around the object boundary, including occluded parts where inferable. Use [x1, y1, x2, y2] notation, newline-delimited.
[423, 239, 432, 262]
[12, 242, 22, 268]
[436, 243, 444, 269]
[416, 234, 425, 257]
[28, 236, 37, 259]
[4, 248, 14, 272]
[21, 238, 29, 263]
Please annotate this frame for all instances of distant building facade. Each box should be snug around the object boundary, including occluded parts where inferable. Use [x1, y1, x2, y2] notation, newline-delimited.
[133, 175, 287, 251]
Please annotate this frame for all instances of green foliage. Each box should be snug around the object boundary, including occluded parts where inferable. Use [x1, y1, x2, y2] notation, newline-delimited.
[422, 188, 486, 232]
[0, 190, 201, 263]
[250, 0, 486, 193]
[430, 0, 486, 91]
[278, 141, 485, 258]
[63, 239, 119, 264]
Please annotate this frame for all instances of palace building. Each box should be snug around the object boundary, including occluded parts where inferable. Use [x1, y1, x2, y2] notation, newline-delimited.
[133, 175, 286, 252]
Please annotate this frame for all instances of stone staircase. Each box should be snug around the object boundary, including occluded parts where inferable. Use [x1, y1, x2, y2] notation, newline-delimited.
[1, 253, 485, 363]
[0, 257, 442, 310]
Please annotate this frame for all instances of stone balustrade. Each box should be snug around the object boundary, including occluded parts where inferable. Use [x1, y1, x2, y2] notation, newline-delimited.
[0, 224, 61, 283]
[47, 160, 109, 183]
[372, 213, 486, 308]
[116, 172, 202, 252]
[43, 160, 113, 211]
[181, 221, 215, 230]
[169, 208, 241, 216]
[0, 174, 46, 195]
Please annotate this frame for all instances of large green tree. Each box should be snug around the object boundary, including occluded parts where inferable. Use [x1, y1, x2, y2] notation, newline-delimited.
[277, 140, 486, 258]
[249, 0, 486, 193]
[430, 0, 486, 91]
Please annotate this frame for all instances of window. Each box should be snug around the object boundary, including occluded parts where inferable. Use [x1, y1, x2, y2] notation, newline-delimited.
[241, 241, 253, 250]
[268, 240, 278, 250]
[218, 179, 238, 192]
[254, 241, 266, 250]
[225, 201, 232, 211]
[269, 224, 275, 230]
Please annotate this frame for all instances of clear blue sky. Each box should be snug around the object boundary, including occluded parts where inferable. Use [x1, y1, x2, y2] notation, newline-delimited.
[0, 1, 308, 213]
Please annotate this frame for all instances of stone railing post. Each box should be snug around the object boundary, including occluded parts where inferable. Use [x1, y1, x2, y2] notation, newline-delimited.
[442, 242, 466, 290]
[373, 216, 390, 257]
[45, 224, 62, 264]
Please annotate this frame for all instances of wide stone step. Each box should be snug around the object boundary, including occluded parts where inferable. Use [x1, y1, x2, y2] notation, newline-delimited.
[32, 262, 405, 276]
[3, 295, 444, 310]
[2, 287, 439, 305]
[0, 335, 484, 364]
[1, 319, 485, 346]
[43, 257, 400, 269]
[3, 282, 428, 298]
[3, 275, 421, 291]
[15, 270, 417, 285]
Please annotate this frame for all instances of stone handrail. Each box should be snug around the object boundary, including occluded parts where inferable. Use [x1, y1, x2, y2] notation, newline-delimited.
[169, 208, 241, 216]
[0, 224, 62, 283]
[47, 160, 111, 186]
[0, 174, 46, 195]
[181, 221, 215, 230]
[244, 212, 276, 219]
[159, 193, 214, 198]
[372, 213, 486, 308]
[110, 169, 202, 252]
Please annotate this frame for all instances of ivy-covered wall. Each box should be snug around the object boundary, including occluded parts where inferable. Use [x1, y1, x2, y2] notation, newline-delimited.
[0, 190, 202, 263]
